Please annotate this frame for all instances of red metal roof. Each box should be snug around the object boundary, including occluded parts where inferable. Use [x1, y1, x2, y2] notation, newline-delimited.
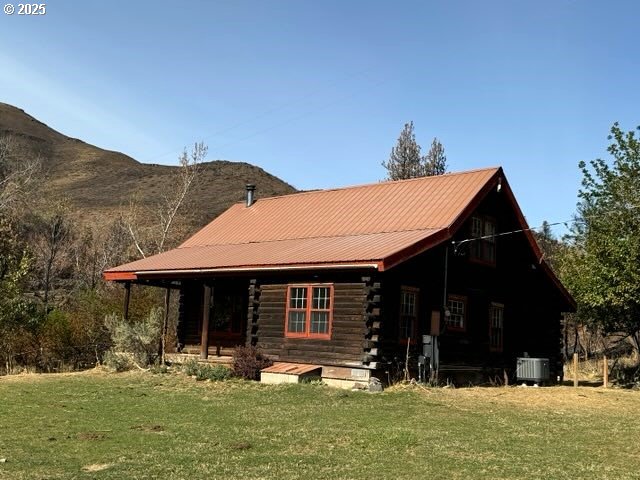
[105, 168, 500, 278]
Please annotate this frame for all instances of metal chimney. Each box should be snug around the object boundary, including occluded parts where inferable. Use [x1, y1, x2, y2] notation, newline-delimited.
[245, 184, 256, 207]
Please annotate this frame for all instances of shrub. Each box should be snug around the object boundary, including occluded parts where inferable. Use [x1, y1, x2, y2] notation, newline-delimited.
[104, 308, 162, 368]
[232, 346, 273, 380]
[196, 364, 232, 382]
[181, 358, 200, 377]
[38, 309, 74, 372]
[103, 351, 132, 372]
[612, 362, 640, 388]
[181, 359, 231, 381]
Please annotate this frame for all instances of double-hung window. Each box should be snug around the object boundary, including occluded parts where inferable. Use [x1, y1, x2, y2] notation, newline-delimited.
[470, 215, 496, 264]
[399, 287, 419, 344]
[446, 295, 467, 331]
[489, 303, 504, 352]
[285, 285, 333, 339]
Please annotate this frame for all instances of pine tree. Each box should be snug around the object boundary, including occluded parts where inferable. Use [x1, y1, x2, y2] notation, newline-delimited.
[382, 122, 424, 180]
[423, 137, 448, 176]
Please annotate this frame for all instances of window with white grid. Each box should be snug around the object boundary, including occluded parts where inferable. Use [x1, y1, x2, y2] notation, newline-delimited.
[285, 285, 333, 339]
[446, 295, 466, 331]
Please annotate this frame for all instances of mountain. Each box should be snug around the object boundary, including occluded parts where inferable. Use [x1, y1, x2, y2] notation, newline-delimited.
[0, 102, 296, 229]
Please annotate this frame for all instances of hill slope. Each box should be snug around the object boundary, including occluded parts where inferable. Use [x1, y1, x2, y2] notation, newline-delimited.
[0, 102, 296, 229]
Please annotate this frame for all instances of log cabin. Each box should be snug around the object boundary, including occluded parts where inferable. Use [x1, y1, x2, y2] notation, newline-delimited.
[104, 167, 574, 386]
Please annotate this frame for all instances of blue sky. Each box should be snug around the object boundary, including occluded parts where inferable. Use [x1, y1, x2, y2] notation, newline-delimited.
[1, 0, 638, 233]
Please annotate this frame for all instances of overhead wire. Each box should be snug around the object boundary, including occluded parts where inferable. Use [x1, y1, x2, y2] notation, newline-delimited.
[451, 203, 640, 252]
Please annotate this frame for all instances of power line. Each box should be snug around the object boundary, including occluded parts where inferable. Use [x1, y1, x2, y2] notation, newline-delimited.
[452, 203, 640, 252]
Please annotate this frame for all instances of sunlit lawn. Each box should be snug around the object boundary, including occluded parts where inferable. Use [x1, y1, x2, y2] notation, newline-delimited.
[0, 370, 638, 479]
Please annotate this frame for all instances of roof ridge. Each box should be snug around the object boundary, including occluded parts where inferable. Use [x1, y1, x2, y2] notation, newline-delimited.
[180, 227, 445, 249]
[237, 166, 502, 205]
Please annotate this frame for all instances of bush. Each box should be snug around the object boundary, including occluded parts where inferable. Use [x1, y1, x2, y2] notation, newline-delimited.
[104, 308, 162, 367]
[196, 364, 232, 382]
[38, 309, 74, 372]
[612, 362, 640, 388]
[103, 351, 132, 372]
[181, 359, 231, 381]
[232, 346, 273, 380]
[181, 358, 200, 376]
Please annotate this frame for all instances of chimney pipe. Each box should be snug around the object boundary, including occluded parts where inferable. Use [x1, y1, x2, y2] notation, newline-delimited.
[245, 184, 256, 207]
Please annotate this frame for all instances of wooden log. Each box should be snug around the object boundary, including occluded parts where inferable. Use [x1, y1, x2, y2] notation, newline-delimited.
[573, 352, 578, 387]
[200, 284, 211, 360]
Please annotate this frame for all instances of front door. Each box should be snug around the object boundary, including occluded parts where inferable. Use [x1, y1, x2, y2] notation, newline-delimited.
[208, 283, 247, 348]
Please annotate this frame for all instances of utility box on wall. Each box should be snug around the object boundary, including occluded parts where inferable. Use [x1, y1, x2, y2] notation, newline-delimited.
[516, 357, 550, 384]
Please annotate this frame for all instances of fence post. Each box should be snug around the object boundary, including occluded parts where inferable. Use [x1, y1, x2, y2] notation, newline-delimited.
[603, 355, 608, 388]
[573, 353, 579, 387]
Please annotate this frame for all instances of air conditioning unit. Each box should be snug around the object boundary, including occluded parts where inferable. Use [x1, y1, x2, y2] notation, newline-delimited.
[516, 357, 550, 384]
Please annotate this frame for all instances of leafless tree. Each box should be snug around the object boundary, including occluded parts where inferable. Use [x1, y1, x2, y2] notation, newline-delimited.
[124, 142, 207, 258]
[0, 135, 41, 214]
[30, 202, 73, 312]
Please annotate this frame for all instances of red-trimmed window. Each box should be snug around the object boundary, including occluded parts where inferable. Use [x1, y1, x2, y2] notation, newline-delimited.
[470, 215, 496, 264]
[446, 295, 467, 331]
[285, 285, 333, 339]
[399, 287, 419, 344]
[489, 302, 504, 352]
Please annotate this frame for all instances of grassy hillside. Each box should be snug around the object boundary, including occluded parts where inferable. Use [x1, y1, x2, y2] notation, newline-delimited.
[0, 102, 296, 229]
[0, 371, 638, 479]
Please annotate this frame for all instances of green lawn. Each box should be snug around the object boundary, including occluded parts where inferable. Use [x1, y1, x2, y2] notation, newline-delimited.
[0, 371, 639, 480]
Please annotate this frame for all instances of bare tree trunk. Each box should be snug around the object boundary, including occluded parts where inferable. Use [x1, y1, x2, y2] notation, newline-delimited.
[161, 288, 171, 365]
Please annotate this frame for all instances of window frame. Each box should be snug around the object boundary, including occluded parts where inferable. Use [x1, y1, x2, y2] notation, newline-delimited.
[285, 284, 334, 340]
[489, 302, 504, 352]
[398, 286, 419, 345]
[469, 215, 497, 265]
[446, 294, 467, 332]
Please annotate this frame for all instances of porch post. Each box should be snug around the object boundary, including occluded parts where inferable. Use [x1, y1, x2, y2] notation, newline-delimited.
[123, 281, 131, 321]
[200, 284, 211, 359]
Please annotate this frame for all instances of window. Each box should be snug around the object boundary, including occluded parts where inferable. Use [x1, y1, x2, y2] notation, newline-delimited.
[285, 285, 333, 339]
[470, 215, 496, 264]
[489, 303, 504, 352]
[399, 287, 419, 344]
[446, 295, 467, 331]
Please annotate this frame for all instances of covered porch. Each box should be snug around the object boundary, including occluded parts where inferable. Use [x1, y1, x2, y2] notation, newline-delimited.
[118, 275, 250, 361]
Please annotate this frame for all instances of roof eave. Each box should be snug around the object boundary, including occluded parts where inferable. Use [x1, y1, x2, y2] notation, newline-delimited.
[103, 261, 381, 282]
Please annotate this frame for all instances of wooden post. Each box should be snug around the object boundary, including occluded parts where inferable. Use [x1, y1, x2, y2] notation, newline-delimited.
[200, 284, 211, 360]
[161, 287, 171, 365]
[123, 282, 131, 321]
[573, 352, 579, 387]
[603, 355, 609, 388]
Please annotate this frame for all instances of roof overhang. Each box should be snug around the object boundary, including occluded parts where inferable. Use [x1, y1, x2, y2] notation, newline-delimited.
[103, 261, 381, 282]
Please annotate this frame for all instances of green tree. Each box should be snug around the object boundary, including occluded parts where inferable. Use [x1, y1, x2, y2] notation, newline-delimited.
[561, 123, 640, 354]
[382, 122, 424, 180]
[382, 124, 448, 180]
[0, 214, 36, 373]
[423, 137, 448, 176]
